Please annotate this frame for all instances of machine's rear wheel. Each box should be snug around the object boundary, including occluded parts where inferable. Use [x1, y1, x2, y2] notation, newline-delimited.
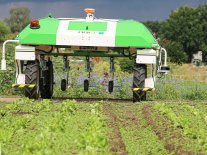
[40, 61, 54, 99]
[61, 79, 67, 91]
[133, 64, 147, 102]
[84, 79, 89, 92]
[108, 81, 114, 93]
[25, 60, 40, 99]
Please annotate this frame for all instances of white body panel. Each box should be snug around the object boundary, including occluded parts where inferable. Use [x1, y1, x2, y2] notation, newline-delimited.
[145, 77, 155, 88]
[136, 55, 156, 64]
[136, 49, 156, 64]
[15, 52, 35, 60]
[16, 74, 25, 84]
[1, 60, 6, 70]
[56, 20, 117, 47]
[15, 45, 35, 60]
[15, 60, 25, 84]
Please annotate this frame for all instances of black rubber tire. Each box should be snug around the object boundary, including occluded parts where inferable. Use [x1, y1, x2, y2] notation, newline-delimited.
[133, 64, 147, 102]
[25, 60, 40, 99]
[84, 79, 89, 92]
[61, 79, 67, 91]
[108, 81, 114, 93]
[40, 61, 54, 99]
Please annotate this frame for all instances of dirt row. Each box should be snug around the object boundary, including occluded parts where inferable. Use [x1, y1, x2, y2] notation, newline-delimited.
[103, 103, 128, 154]
[102, 102, 196, 155]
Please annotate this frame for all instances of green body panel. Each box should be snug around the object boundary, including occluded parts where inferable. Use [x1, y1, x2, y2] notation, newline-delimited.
[115, 20, 157, 47]
[68, 21, 107, 31]
[15, 17, 158, 48]
[16, 18, 60, 45]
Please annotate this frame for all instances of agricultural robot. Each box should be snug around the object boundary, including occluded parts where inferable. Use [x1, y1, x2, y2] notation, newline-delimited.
[1, 9, 170, 102]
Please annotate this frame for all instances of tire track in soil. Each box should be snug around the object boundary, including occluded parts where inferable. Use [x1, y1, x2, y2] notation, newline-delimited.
[142, 104, 193, 155]
[103, 103, 128, 155]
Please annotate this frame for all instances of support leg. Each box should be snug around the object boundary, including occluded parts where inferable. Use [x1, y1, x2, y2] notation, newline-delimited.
[61, 55, 70, 91]
[109, 57, 115, 92]
[84, 56, 91, 92]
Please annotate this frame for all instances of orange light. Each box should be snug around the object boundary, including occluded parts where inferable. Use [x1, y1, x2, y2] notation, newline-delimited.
[84, 8, 95, 14]
[30, 19, 40, 29]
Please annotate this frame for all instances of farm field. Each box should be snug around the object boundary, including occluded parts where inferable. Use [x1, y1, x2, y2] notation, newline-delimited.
[0, 98, 207, 154]
[1, 44, 207, 154]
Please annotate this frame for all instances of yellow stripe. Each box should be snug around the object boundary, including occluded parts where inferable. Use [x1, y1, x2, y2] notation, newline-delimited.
[12, 84, 35, 88]
[133, 88, 156, 92]
[142, 88, 149, 91]
[28, 85, 35, 88]
[19, 84, 26, 88]
[133, 88, 139, 91]
[152, 88, 156, 91]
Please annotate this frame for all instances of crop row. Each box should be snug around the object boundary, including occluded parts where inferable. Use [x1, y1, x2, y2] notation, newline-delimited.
[0, 98, 109, 154]
[154, 103, 207, 153]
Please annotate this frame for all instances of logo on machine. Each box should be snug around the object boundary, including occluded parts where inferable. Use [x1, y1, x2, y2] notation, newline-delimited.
[77, 31, 104, 35]
[78, 31, 95, 34]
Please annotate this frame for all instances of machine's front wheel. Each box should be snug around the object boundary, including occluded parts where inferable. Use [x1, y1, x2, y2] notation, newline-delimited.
[25, 60, 40, 99]
[133, 64, 147, 102]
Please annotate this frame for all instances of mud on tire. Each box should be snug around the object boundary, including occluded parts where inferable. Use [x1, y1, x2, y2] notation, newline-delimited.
[133, 64, 147, 102]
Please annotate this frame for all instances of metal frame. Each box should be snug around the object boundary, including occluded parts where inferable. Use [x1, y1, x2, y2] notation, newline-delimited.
[46, 51, 129, 58]
[1, 39, 170, 94]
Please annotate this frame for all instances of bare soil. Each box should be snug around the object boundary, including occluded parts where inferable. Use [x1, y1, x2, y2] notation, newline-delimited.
[12, 112, 31, 115]
[0, 97, 22, 102]
[103, 103, 128, 155]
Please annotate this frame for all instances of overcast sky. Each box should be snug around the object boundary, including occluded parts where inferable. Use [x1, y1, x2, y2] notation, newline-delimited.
[0, 0, 206, 22]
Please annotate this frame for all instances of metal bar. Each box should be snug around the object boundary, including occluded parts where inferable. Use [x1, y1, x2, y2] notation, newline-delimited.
[1, 40, 20, 70]
[110, 57, 115, 80]
[162, 48, 168, 66]
[46, 52, 127, 57]
[158, 47, 162, 69]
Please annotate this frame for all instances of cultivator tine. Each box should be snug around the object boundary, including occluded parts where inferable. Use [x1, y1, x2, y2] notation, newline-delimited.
[12, 84, 35, 88]
[133, 88, 156, 92]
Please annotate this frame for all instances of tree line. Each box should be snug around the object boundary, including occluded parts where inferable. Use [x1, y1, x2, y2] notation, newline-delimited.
[143, 4, 207, 64]
[0, 7, 30, 42]
[1, 5, 207, 64]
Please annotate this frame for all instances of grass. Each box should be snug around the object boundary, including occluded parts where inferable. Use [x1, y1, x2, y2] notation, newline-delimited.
[169, 63, 207, 82]
[151, 75, 207, 101]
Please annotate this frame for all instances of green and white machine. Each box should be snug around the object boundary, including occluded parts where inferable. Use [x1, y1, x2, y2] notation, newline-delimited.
[1, 8, 170, 102]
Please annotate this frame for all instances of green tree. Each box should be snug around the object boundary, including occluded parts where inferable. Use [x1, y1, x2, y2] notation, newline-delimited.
[4, 7, 31, 33]
[160, 5, 202, 62]
[118, 58, 134, 73]
[0, 19, 10, 43]
[165, 41, 187, 64]
[142, 20, 161, 35]
[196, 4, 207, 63]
